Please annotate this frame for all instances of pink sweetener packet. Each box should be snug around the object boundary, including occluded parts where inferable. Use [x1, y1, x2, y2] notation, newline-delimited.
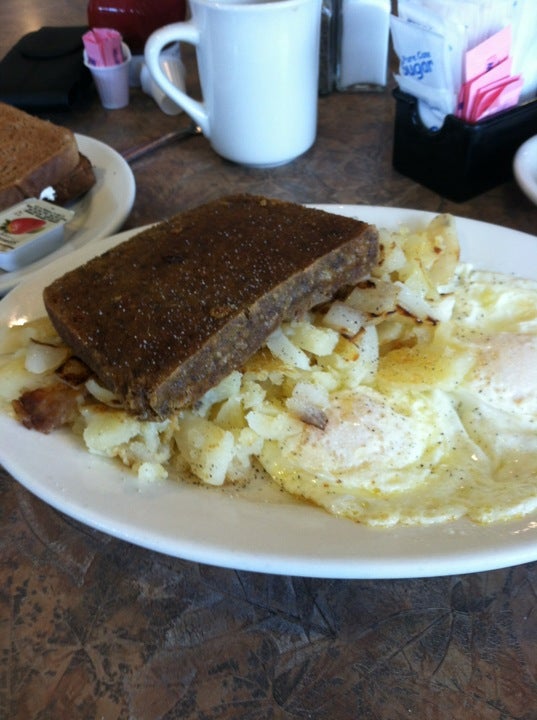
[82, 28, 124, 67]
[471, 75, 523, 122]
[464, 26, 511, 82]
[93, 28, 124, 66]
[82, 30, 104, 67]
[457, 57, 512, 120]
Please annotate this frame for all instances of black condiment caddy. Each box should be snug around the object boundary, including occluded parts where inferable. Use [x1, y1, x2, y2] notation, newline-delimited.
[392, 87, 537, 201]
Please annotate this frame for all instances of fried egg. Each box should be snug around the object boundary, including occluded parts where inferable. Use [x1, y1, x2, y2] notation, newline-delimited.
[258, 269, 537, 526]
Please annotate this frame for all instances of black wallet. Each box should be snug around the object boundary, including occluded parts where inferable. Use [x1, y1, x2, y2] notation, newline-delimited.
[0, 26, 94, 112]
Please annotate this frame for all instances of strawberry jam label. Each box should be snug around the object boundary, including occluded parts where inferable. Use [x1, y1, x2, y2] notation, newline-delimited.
[0, 199, 74, 271]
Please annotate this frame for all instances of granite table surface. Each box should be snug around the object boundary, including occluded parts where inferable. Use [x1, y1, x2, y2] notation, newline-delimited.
[1, 2, 537, 719]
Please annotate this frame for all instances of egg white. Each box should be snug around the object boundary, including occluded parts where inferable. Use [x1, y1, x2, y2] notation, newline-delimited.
[259, 267, 537, 526]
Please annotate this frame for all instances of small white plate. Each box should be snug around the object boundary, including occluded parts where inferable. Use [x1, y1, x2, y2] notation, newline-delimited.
[513, 134, 537, 205]
[0, 134, 135, 295]
[1, 206, 537, 579]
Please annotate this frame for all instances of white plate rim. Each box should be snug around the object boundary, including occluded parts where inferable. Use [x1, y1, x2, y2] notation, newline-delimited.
[513, 134, 537, 205]
[0, 133, 135, 295]
[1, 204, 537, 579]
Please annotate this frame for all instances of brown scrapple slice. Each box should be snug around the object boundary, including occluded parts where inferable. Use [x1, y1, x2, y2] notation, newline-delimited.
[43, 195, 379, 418]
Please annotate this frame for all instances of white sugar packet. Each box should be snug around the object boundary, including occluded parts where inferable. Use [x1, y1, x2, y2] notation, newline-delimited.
[510, 0, 537, 100]
[390, 12, 458, 128]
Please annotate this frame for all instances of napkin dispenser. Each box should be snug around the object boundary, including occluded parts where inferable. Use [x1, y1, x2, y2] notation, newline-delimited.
[392, 87, 537, 202]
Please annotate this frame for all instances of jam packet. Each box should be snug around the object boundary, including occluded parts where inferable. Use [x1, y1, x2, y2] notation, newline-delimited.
[0, 200, 74, 272]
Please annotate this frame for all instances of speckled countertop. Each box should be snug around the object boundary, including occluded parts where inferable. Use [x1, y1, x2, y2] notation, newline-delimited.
[1, 3, 536, 718]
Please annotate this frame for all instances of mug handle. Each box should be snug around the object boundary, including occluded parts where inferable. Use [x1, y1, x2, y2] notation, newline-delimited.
[144, 23, 210, 135]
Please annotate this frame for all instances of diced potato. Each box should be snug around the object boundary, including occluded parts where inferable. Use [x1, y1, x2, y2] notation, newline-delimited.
[346, 280, 398, 316]
[376, 229, 407, 274]
[426, 215, 460, 287]
[286, 321, 339, 356]
[288, 381, 329, 410]
[307, 369, 339, 393]
[321, 302, 366, 338]
[240, 378, 266, 409]
[194, 370, 243, 418]
[138, 462, 168, 482]
[82, 406, 142, 455]
[0, 316, 57, 354]
[0, 355, 45, 402]
[85, 378, 121, 406]
[215, 396, 246, 428]
[174, 413, 235, 486]
[266, 328, 310, 369]
[25, 340, 69, 375]
[246, 403, 303, 440]
[227, 427, 264, 480]
[286, 381, 329, 426]
[352, 325, 379, 383]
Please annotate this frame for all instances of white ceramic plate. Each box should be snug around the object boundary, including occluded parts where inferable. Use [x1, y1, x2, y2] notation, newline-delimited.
[0, 134, 135, 296]
[1, 206, 537, 579]
[514, 134, 537, 205]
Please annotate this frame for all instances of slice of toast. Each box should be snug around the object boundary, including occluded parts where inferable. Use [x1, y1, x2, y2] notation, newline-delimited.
[52, 153, 96, 205]
[44, 195, 379, 418]
[0, 102, 89, 210]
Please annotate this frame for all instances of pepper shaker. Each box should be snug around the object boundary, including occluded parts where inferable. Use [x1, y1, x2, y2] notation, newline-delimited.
[318, 0, 338, 95]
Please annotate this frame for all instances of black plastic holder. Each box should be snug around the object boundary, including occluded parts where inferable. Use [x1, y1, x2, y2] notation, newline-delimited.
[392, 87, 537, 202]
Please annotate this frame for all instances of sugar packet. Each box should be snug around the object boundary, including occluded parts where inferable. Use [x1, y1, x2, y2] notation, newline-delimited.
[390, 13, 457, 129]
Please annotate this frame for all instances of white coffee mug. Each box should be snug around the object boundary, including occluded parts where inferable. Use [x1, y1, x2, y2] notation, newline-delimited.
[144, 0, 322, 167]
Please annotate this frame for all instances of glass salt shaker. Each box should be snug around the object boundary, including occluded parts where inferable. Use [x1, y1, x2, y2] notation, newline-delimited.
[336, 0, 390, 92]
